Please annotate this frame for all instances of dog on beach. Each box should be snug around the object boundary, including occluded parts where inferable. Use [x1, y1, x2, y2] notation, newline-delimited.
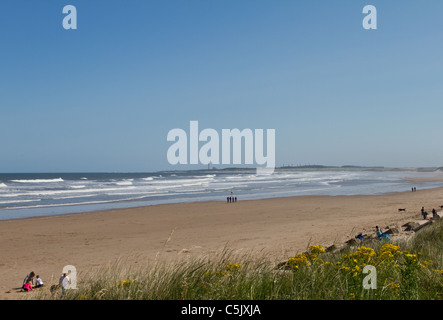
[398, 208, 406, 212]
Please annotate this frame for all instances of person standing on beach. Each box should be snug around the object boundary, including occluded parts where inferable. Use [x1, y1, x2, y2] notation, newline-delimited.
[59, 273, 70, 287]
[59, 273, 71, 297]
[421, 207, 428, 220]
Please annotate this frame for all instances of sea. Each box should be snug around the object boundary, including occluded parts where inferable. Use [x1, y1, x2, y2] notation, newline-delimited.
[1, 169, 443, 220]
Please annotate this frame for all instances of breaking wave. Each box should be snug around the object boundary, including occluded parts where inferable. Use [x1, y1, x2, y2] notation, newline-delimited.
[10, 178, 64, 183]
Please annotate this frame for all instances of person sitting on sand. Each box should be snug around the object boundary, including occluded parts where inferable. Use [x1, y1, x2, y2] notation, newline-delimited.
[375, 226, 390, 240]
[23, 281, 33, 292]
[375, 226, 382, 237]
[22, 271, 35, 291]
[35, 275, 44, 288]
[355, 233, 365, 240]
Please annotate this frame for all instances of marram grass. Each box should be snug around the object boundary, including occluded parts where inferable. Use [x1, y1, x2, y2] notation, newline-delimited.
[35, 219, 443, 300]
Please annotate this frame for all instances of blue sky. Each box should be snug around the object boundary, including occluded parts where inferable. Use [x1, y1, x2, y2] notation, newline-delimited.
[0, 0, 442, 172]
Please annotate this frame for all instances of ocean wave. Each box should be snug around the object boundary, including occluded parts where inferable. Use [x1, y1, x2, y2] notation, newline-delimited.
[0, 199, 39, 205]
[1, 195, 153, 211]
[114, 180, 133, 186]
[0, 186, 136, 198]
[0, 183, 7, 188]
[151, 177, 215, 185]
[69, 185, 86, 189]
[49, 194, 97, 200]
[10, 178, 64, 183]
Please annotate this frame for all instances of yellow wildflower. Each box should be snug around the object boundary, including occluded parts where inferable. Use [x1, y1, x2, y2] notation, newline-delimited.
[349, 246, 376, 263]
[309, 245, 325, 255]
[225, 263, 242, 272]
[390, 282, 400, 289]
[117, 280, 134, 288]
[404, 253, 418, 262]
[423, 260, 432, 266]
[379, 244, 401, 255]
[288, 253, 309, 268]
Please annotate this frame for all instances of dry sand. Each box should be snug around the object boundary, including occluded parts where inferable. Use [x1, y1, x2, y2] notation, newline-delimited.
[1, 185, 443, 300]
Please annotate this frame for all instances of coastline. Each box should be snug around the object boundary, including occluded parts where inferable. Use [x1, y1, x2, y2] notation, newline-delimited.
[1, 186, 443, 300]
[2, 169, 443, 221]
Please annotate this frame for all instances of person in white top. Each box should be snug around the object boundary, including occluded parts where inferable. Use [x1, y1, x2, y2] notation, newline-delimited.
[35, 275, 44, 288]
[59, 273, 71, 295]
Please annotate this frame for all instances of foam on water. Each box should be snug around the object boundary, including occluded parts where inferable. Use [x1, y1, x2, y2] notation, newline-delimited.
[10, 178, 64, 183]
[1, 170, 443, 220]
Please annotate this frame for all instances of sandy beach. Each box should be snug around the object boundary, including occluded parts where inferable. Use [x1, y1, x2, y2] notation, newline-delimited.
[1, 185, 443, 300]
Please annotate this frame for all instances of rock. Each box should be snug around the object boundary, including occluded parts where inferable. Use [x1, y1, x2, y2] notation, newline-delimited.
[326, 243, 347, 253]
[402, 222, 420, 231]
[385, 227, 399, 234]
[345, 238, 358, 246]
[414, 220, 432, 232]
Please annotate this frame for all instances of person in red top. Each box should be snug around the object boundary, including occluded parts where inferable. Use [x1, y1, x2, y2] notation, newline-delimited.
[22, 271, 35, 291]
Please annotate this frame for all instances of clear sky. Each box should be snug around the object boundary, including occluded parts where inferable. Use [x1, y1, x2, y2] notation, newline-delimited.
[0, 0, 442, 172]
